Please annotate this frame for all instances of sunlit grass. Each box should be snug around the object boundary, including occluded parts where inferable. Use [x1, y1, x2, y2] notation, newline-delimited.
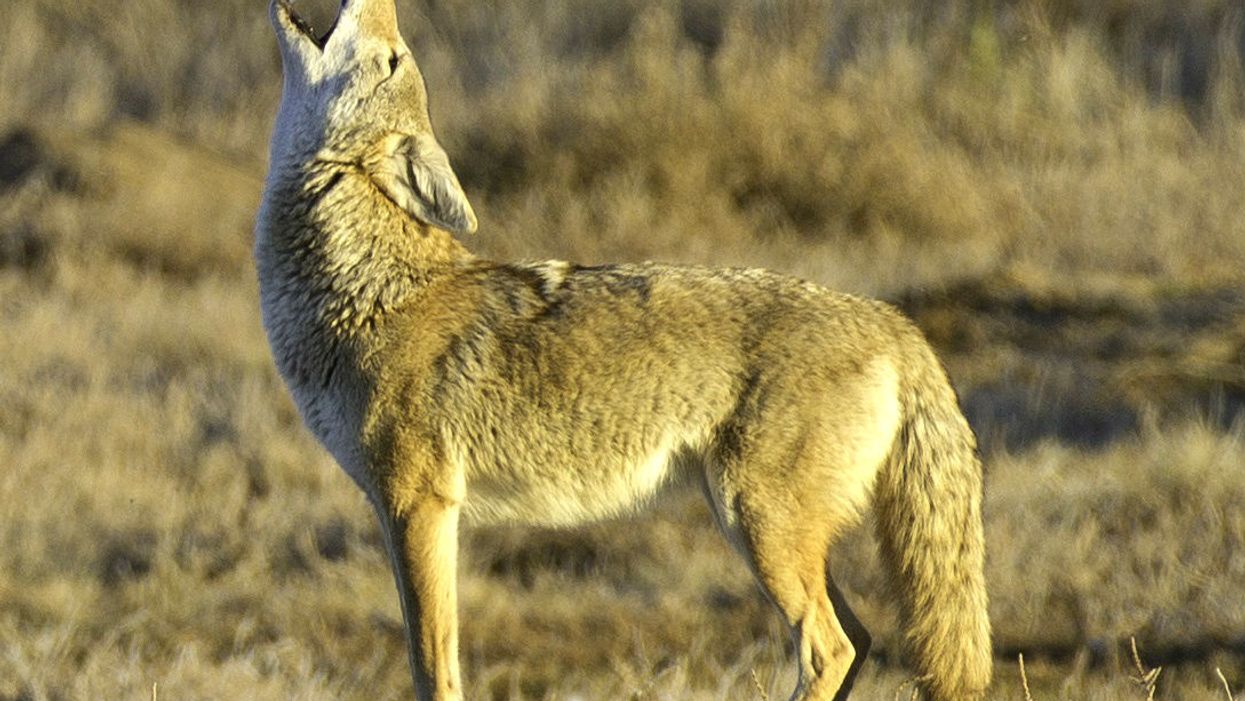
[1, 0, 1243, 698]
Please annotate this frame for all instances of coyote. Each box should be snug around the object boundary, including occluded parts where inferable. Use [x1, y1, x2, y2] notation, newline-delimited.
[256, 1, 991, 699]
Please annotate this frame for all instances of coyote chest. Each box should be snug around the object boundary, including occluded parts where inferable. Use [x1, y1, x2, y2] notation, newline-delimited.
[257, 277, 371, 485]
[289, 375, 368, 482]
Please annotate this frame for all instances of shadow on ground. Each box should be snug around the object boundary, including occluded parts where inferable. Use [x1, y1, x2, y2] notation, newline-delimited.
[899, 275, 1245, 452]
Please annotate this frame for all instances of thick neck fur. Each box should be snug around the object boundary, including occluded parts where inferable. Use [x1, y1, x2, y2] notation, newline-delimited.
[255, 155, 473, 381]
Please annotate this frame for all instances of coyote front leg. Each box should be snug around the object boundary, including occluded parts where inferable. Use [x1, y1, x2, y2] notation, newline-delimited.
[376, 490, 463, 701]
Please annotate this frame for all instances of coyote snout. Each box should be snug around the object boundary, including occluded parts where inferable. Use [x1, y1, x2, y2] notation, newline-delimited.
[255, 1, 992, 700]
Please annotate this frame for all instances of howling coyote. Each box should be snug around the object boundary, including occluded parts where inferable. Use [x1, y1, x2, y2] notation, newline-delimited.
[256, 1, 992, 699]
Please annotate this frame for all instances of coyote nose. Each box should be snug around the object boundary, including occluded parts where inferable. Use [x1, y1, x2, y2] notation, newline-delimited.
[339, 0, 401, 43]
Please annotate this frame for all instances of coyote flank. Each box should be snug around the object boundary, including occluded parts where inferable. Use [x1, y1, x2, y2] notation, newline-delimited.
[256, 1, 992, 699]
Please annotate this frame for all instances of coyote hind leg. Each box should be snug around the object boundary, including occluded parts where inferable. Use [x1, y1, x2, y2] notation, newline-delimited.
[827, 572, 871, 701]
[730, 496, 862, 701]
[706, 385, 891, 700]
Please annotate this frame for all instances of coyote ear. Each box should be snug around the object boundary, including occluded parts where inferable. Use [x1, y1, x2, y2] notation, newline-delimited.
[370, 133, 478, 235]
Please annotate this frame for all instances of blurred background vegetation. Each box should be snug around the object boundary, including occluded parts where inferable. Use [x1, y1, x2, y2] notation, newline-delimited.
[1, 0, 1243, 699]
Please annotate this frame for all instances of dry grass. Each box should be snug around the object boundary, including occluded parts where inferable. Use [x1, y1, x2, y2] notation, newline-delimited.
[1, 0, 1243, 699]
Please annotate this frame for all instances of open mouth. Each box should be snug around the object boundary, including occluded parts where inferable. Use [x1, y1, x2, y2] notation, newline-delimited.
[278, 0, 339, 50]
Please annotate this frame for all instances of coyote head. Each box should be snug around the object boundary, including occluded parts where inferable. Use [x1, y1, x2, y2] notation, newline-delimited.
[268, 0, 476, 234]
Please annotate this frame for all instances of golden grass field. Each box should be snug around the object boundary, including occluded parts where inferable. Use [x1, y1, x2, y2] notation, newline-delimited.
[2, 0, 1244, 698]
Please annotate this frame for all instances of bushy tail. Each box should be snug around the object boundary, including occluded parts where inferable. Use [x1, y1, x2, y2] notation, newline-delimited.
[874, 347, 992, 701]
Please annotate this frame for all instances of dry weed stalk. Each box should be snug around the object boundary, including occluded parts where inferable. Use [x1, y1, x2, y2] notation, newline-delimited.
[750, 669, 771, 701]
[1128, 637, 1162, 700]
[1217, 667, 1237, 701]
[1018, 653, 1034, 701]
[892, 677, 919, 701]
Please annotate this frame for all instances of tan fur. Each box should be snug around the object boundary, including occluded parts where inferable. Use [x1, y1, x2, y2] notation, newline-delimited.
[256, 2, 992, 699]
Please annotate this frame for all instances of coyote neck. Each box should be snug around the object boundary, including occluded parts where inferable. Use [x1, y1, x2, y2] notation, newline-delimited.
[256, 160, 474, 342]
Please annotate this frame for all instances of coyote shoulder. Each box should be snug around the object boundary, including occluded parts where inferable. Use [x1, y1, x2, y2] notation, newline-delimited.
[257, 1, 992, 700]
